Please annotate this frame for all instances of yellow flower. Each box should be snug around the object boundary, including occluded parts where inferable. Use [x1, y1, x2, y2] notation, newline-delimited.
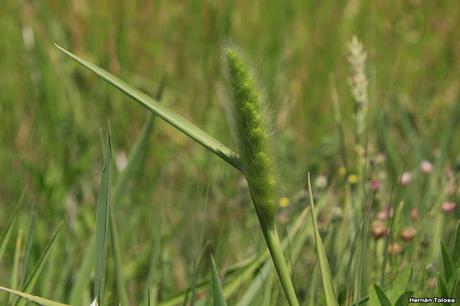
[348, 174, 358, 184]
[279, 197, 290, 208]
[339, 166, 347, 176]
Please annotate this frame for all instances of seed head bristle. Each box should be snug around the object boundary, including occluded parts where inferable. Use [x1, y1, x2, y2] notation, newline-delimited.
[225, 47, 277, 226]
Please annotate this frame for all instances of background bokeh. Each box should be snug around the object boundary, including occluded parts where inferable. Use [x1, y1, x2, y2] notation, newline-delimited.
[1, 0, 460, 304]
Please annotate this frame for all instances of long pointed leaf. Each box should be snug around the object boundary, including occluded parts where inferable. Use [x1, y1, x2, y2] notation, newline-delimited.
[210, 256, 227, 306]
[69, 235, 96, 305]
[94, 133, 112, 304]
[16, 221, 63, 306]
[370, 284, 391, 306]
[388, 265, 412, 304]
[54, 44, 241, 171]
[0, 191, 24, 264]
[110, 84, 164, 306]
[307, 174, 339, 306]
[0, 287, 69, 306]
[441, 242, 454, 282]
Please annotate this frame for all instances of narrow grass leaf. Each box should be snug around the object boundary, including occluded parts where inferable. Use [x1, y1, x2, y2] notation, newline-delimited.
[441, 242, 453, 282]
[19, 209, 36, 287]
[110, 210, 129, 306]
[307, 174, 339, 306]
[15, 221, 63, 306]
[94, 133, 112, 305]
[141, 222, 163, 306]
[210, 256, 227, 306]
[10, 230, 23, 304]
[69, 235, 96, 305]
[112, 78, 162, 203]
[54, 44, 241, 171]
[0, 287, 69, 306]
[387, 265, 412, 304]
[182, 242, 209, 306]
[453, 222, 460, 266]
[0, 192, 23, 264]
[109, 84, 164, 306]
[370, 284, 391, 306]
[236, 207, 310, 306]
[395, 291, 414, 306]
[439, 277, 449, 296]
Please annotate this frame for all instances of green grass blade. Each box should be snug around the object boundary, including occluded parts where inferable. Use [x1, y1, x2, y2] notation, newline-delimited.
[307, 174, 339, 306]
[69, 235, 96, 305]
[110, 209, 129, 306]
[395, 291, 414, 306]
[142, 223, 163, 306]
[441, 242, 454, 282]
[19, 209, 36, 287]
[54, 44, 241, 171]
[15, 221, 63, 306]
[369, 284, 391, 306]
[439, 277, 449, 296]
[210, 256, 227, 306]
[112, 75, 163, 204]
[182, 242, 209, 306]
[0, 287, 70, 306]
[94, 133, 112, 305]
[387, 265, 412, 304]
[236, 208, 310, 306]
[9, 230, 23, 304]
[0, 192, 24, 264]
[109, 84, 163, 306]
[453, 222, 460, 267]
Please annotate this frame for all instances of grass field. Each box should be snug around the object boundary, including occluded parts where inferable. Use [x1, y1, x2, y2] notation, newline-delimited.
[1, 1, 460, 305]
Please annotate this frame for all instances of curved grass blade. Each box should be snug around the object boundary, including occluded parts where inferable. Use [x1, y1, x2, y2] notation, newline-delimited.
[307, 173, 339, 306]
[54, 44, 241, 171]
[453, 222, 460, 267]
[94, 133, 112, 305]
[210, 256, 227, 306]
[0, 287, 70, 306]
[15, 221, 63, 306]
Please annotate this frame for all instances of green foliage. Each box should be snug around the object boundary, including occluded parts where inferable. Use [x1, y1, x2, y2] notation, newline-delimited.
[94, 133, 112, 305]
[307, 174, 339, 306]
[210, 256, 227, 306]
[1, 2, 460, 305]
[0, 287, 69, 306]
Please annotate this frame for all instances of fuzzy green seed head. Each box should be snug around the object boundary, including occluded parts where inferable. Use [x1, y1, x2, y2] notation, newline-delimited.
[225, 48, 277, 226]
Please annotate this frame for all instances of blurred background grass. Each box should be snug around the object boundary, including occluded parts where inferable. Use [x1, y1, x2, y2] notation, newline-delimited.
[1, 0, 460, 304]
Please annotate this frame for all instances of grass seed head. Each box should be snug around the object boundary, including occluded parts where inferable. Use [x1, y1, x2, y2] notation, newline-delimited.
[225, 47, 277, 227]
